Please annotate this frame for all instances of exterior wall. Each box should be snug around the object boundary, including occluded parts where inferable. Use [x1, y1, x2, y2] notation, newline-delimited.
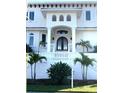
[26, 5, 96, 28]
[26, 31, 40, 48]
[76, 30, 97, 46]
[26, 8, 46, 27]
[77, 7, 97, 27]
[46, 12, 77, 28]
[27, 53, 97, 80]
[26, 30, 48, 52]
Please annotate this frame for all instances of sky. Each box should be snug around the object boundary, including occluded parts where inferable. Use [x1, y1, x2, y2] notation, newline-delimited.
[27, 0, 96, 3]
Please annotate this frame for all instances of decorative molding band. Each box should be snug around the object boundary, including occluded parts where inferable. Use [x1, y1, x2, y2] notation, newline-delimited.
[76, 27, 97, 31]
[27, 2, 97, 8]
[26, 27, 47, 31]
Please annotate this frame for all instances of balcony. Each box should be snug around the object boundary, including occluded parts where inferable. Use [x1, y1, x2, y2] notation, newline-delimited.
[31, 43, 72, 53]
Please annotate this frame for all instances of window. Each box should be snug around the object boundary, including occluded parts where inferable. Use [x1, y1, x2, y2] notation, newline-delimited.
[57, 37, 68, 51]
[42, 34, 46, 42]
[29, 33, 34, 46]
[59, 15, 64, 21]
[67, 15, 71, 21]
[86, 11, 91, 21]
[57, 30, 68, 34]
[52, 15, 56, 21]
[26, 12, 28, 20]
[29, 12, 34, 20]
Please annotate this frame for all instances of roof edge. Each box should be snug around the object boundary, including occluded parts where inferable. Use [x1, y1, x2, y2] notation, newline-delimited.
[27, 1, 97, 4]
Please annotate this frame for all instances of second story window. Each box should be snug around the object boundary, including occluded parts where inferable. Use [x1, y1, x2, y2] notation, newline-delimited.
[52, 15, 56, 21]
[67, 15, 71, 21]
[86, 11, 91, 21]
[29, 12, 34, 21]
[59, 15, 64, 21]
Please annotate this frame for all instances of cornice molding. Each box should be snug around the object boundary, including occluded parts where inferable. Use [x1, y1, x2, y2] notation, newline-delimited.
[26, 27, 47, 31]
[76, 27, 97, 31]
[27, 2, 97, 8]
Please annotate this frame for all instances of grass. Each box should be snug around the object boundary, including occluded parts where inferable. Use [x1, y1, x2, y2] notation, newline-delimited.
[27, 84, 97, 93]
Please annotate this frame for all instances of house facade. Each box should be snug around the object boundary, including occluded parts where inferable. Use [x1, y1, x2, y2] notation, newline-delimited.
[26, 1, 97, 80]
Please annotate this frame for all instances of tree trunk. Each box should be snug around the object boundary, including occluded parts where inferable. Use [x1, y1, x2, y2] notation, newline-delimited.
[83, 65, 85, 80]
[83, 46, 84, 53]
[38, 45, 40, 54]
[31, 65, 33, 79]
[86, 66, 88, 80]
[34, 63, 36, 80]
[81, 65, 83, 80]
[86, 46, 88, 53]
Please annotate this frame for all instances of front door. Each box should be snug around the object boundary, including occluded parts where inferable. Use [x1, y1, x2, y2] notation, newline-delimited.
[56, 37, 68, 51]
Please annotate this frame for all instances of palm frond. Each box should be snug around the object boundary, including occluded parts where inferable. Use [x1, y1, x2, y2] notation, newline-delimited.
[40, 56, 47, 60]
[74, 58, 83, 64]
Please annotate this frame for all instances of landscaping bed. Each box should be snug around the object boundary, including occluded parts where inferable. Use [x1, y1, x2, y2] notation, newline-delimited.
[27, 79, 97, 92]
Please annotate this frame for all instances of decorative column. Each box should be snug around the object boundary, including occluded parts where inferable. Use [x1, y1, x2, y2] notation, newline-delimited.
[72, 27, 76, 52]
[47, 27, 51, 52]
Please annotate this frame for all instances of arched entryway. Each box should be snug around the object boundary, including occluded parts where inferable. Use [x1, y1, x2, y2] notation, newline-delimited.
[56, 37, 68, 51]
[51, 25, 72, 52]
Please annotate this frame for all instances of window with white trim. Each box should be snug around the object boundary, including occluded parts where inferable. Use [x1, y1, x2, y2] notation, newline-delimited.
[29, 12, 34, 20]
[29, 33, 34, 46]
[86, 11, 91, 21]
[26, 11, 34, 21]
[52, 15, 56, 21]
[67, 15, 71, 21]
[59, 15, 64, 21]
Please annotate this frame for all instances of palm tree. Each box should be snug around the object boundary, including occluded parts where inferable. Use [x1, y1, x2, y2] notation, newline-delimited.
[26, 53, 29, 63]
[83, 56, 96, 80]
[74, 52, 85, 80]
[28, 54, 34, 79]
[74, 52, 96, 80]
[29, 53, 47, 80]
[76, 40, 92, 52]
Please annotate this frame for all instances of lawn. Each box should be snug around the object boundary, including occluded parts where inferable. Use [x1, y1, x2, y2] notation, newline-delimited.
[27, 84, 97, 93]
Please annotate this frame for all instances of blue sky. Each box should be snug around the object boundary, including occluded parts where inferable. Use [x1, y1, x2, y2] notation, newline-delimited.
[27, 0, 96, 3]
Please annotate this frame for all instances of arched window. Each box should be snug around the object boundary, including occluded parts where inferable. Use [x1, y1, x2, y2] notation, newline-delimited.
[52, 15, 56, 21]
[57, 37, 68, 51]
[59, 15, 64, 21]
[29, 33, 34, 46]
[67, 15, 71, 21]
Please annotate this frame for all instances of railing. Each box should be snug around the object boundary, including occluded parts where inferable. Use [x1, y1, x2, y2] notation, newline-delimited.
[31, 44, 96, 54]
[39, 52, 97, 63]
[50, 43, 72, 52]
[30, 46, 47, 53]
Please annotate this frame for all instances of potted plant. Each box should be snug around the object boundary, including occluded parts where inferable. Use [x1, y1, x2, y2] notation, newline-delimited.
[39, 41, 47, 47]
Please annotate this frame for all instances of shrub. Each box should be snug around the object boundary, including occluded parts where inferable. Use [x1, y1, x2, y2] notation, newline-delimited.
[47, 61, 71, 85]
[26, 44, 33, 53]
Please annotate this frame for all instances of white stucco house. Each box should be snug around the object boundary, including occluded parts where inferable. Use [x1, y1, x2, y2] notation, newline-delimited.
[26, 1, 97, 80]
